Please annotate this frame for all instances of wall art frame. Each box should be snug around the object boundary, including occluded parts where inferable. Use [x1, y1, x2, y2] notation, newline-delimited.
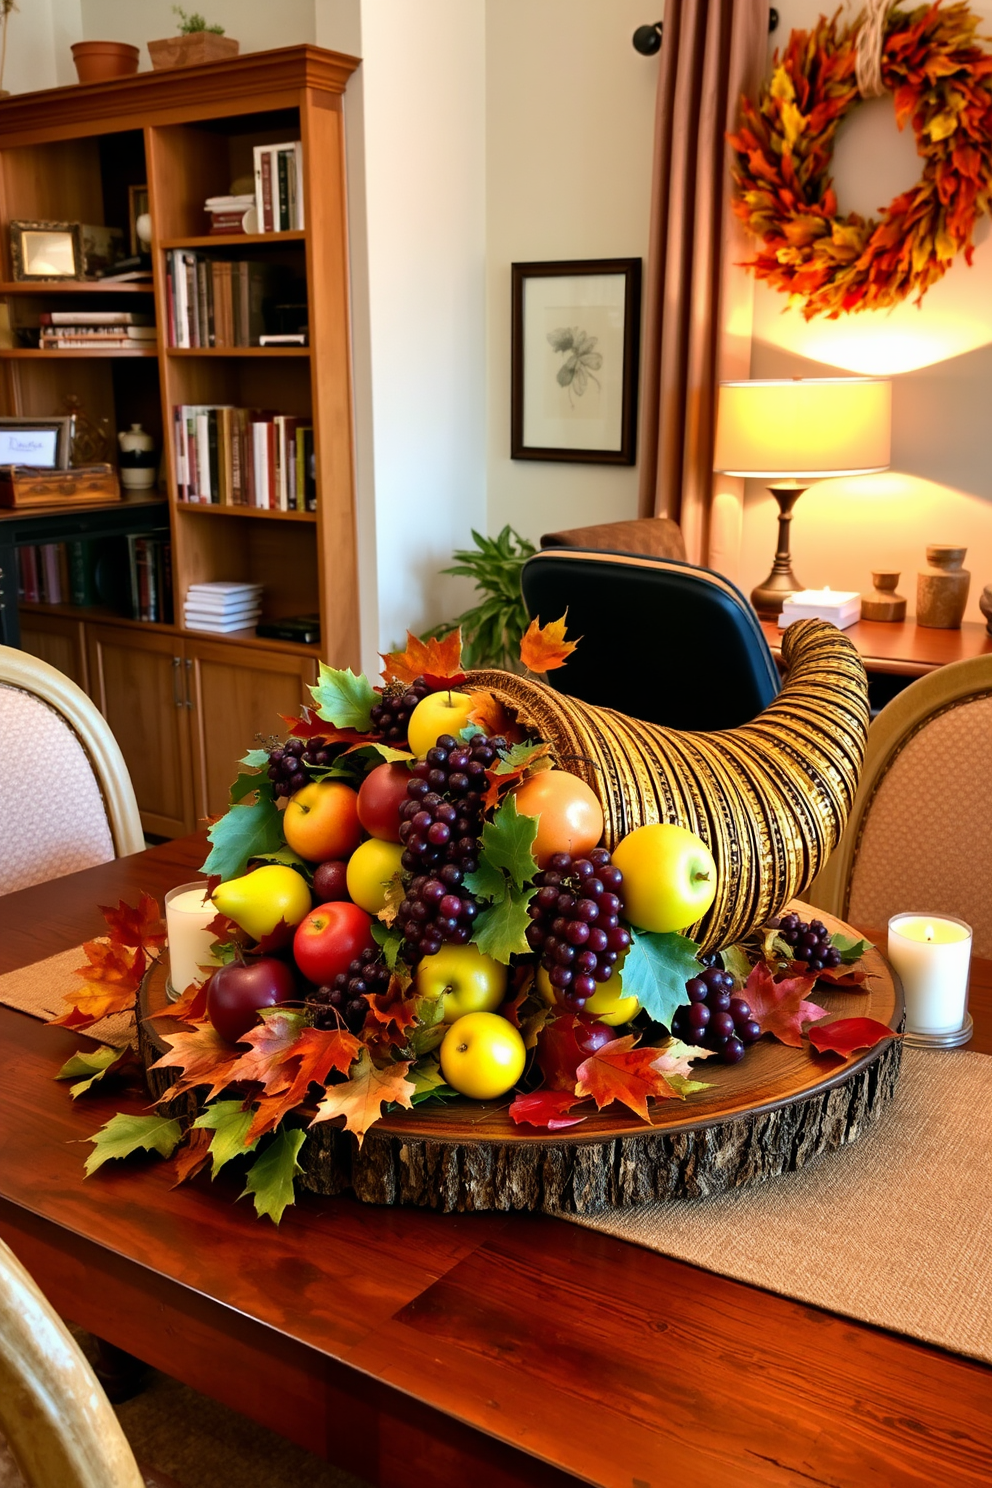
[9, 221, 84, 282]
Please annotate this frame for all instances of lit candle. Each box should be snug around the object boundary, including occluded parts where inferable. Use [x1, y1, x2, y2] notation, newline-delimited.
[887, 913, 972, 1040]
[164, 882, 222, 998]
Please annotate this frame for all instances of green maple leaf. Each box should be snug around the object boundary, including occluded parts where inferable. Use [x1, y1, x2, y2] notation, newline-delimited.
[240, 1125, 306, 1225]
[84, 1113, 183, 1176]
[194, 1100, 259, 1178]
[201, 795, 285, 881]
[228, 752, 276, 806]
[241, 747, 270, 769]
[720, 943, 753, 988]
[57, 1046, 130, 1098]
[309, 664, 376, 730]
[472, 883, 533, 963]
[463, 855, 505, 902]
[247, 843, 311, 876]
[830, 931, 874, 964]
[492, 740, 546, 775]
[621, 929, 704, 1030]
[371, 919, 404, 970]
[473, 795, 538, 893]
[408, 1059, 457, 1105]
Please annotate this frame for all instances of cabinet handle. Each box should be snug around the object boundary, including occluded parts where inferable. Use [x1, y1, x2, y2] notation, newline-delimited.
[184, 657, 194, 709]
[172, 655, 183, 708]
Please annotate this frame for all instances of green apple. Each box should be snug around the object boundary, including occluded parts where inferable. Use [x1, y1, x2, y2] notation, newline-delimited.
[611, 822, 717, 933]
[406, 690, 474, 759]
[416, 943, 507, 1023]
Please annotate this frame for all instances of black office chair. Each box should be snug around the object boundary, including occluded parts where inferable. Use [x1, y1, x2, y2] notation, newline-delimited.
[520, 548, 780, 731]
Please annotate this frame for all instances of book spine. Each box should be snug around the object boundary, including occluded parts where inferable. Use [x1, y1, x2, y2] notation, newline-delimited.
[184, 254, 197, 348]
[277, 149, 290, 233]
[303, 427, 317, 511]
[252, 421, 268, 508]
[261, 149, 274, 233]
[207, 410, 220, 504]
[127, 534, 141, 620]
[195, 412, 210, 502]
[253, 145, 267, 235]
[161, 541, 174, 625]
[295, 428, 305, 511]
[266, 421, 276, 509]
[294, 141, 305, 229]
[68, 540, 93, 606]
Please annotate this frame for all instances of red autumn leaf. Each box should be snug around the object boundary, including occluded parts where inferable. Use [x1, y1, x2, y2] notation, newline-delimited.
[234, 1021, 362, 1141]
[148, 1022, 244, 1101]
[807, 963, 871, 990]
[744, 962, 828, 1049]
[574, 1035, 682, 1122]
[509, 1090, 587, 1130]
[51, 940, 145, 1028]
[481, 740, 554, 810]
[808, 1018, 900, 1058]
[309, 1049, 415, 1146]
[519, 613, 580, 673]
[146, 979, 210, 1026]
[75, 939, 142, 986]
[466, 690, 525, 744]
[381, 630, 466, 688]
[99, 892, 166, 951]
[168, 1126, 213, 1187]
[278, 708, 367, 746]
[364, 973, 420, 1049]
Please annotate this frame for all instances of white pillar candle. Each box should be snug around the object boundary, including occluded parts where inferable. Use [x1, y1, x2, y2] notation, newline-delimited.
[887, 914, 972, 1036]
[165, 882, 222, 997]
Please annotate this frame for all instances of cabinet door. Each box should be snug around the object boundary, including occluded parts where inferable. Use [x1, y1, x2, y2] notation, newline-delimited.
[86, 624, 195, 838]
[18, 612, 89, 693]
[184, 640, 318, 822]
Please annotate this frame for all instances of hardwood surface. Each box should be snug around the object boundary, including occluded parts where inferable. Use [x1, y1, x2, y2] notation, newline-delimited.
[0, 837, 990, 1487]
[762, 616, 992, 677]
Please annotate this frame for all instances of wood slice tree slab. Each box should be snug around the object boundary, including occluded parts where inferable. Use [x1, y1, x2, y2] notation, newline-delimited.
[139, 906, 903, 1215]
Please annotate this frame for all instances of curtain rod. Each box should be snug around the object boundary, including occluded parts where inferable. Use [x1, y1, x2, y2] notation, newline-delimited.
[633, 9, 779, 54]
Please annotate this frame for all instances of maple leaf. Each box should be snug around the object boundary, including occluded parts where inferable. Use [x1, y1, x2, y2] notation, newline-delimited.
[519, 612, 580, 673]
[148, 1022, 244, 1101]
[509, 1090, 587, 1130]
[574, 1036, 684, 1122]
[720, 943, 754, 988]
[84, 1113, 183, 1176]
[808, 1018, 899, 1058]
[146, 979, 210, 1025]
[240, 1125, 306, 1225]
[802, 962, 870, 990]
[52, 939, 146, 1028]
[223, 1009, 308, 1093]
[309, 663, 377, 731]
[193, 1100, 260, 1177]
[230, 1018, 362, 1141]
[620, 930, 703, 1030]
[55, 1045, 139, 1098]
[99, 892, 166, 951]
[830, 931, 875, 965]
[380, 630, 466, 688]
[481, 740, 553, 810]
[309, 1049, 415, 1146]
[472, 884, 533, 963]
[366, 975, 419, 1038]
[201, 794, 285, 883]
[466, 690, 525, 745]
[279, 708, 370, 748]
[378, 873, 406, 929]
[743, 961, 828, 1048]
[168, 1126, 213, 1187]
[371, 919, 404, 971]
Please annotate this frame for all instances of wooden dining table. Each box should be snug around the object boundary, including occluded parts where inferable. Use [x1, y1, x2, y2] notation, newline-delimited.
[1, 834, 989, 1488]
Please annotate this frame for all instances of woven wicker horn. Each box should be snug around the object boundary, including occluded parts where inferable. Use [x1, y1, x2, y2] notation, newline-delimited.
[468, 618, 870, 952]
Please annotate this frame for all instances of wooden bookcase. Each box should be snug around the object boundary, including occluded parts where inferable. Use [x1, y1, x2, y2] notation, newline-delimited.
[0, 47, 361, 834]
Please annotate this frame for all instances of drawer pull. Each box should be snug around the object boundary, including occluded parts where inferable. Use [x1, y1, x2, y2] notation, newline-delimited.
[172, 655, 182, 707]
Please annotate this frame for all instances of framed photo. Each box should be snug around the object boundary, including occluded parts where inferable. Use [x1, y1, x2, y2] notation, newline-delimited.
[511, 258, 641, 464]
[9, 221, 83, 282]
[0, 417, 72, 469]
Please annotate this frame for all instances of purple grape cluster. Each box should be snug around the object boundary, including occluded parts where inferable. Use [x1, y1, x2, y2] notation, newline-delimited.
[525, 850, 629, 1012]
[394, 732, 507, 960]
[370, 677, 431, 745]
[266, 737, 309, 799]
[670, 965, 761, 1064]
[775, 913, 842, 971]
[307, 948, 390, 1033]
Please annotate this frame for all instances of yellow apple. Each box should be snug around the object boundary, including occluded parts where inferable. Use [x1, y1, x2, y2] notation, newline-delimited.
[345, 838, 405, 915]
[211, 864, 311, 942]
[416, 944, 507, 1022]
[535, 962, 640, 1025]
[406, 690, 475, 759]
[611, 822, 717, 933]
[439, 1012, 526, 1100]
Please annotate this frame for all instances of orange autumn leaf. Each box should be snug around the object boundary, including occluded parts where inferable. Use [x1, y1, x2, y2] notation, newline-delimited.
[99, 893, 166, 951]
[230, 1019, 362, 1141]
[574, 1035, 683, 1122]
[148, 1022, 244, 1102]
[168, 1126, 213, 1187]
[309, 1049, 415, 1146]
[481, 739, 554, 810]
[466, 690, 525, 745]
[519, 613, 580, 673]
[380, 630, 466, 688]
[147, 979, 210, 1026]
[76, 939, 141, 986]
[51, 940, 146, 1028]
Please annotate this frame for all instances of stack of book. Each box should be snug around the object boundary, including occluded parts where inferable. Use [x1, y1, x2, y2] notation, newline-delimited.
[253, 141, 304, 232]
[127, 534, 174, 623]
[165, 252, 277, 348]
[173, 404, 316, 511]
[39, 310, 156, 351]
[205, 193, 257, 235]
[184, 581, 263, 634]
[17, 543, 70, 604]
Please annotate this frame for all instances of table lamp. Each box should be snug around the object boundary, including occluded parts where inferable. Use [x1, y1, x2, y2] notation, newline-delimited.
[713, 377, 892, 618]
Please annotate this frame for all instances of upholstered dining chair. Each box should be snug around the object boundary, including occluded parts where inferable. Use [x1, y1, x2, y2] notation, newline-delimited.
[0, 646, 143, 896]
[809, 655, 992, 958]
[520, 548, 780, 731]
[540, 515, 688, 561]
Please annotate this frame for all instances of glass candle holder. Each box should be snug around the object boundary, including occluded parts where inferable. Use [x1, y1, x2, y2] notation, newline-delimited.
[164, 881, 221, 1000]
[887, 913, 973, 1048]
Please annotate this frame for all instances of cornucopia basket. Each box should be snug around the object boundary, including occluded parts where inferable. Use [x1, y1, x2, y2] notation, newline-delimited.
[469, 618, 870, 951]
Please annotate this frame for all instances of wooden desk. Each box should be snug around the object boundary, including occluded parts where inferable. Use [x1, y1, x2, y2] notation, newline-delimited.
[1, 838, 990, 1488]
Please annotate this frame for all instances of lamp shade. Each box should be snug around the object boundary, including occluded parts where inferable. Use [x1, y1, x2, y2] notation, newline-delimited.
[714, 378, 891, 478]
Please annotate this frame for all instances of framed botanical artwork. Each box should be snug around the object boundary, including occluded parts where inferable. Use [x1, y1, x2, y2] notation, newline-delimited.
[0, 417, 72, 469]
[9, 221, 83, 282]
[511, 258, 641, 464]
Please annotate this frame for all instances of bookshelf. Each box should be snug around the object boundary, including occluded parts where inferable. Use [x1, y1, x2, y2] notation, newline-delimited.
[0, 46, 361, 835]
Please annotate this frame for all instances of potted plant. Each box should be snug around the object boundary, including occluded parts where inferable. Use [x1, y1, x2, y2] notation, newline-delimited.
[148, 7, 239, 70]
[429, 526, 536, 670]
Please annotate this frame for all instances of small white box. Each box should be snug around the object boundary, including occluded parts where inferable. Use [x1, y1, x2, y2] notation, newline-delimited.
[778, 589, 861, 630]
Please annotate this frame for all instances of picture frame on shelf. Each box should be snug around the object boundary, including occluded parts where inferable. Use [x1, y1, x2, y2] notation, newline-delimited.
[0, 417, 72, 470]
[511, 258, 641, 464]
[9, 221, 83, 282]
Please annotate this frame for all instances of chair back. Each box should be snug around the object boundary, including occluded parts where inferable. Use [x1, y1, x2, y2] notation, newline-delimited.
[809, 655, 992, 957]
[0, 1237, 145, 1488]
[0, 646, 143, 895]
[540, 515, 687, 561]
[520, 548, 780, 730]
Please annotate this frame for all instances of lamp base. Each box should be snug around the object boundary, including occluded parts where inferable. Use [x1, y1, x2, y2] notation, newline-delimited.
[751, 568, 803, 620]
[749, 480, 808, 619]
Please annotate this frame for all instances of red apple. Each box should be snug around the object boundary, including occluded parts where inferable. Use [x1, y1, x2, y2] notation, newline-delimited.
[536, 1013, 616, 1091]
[205, 957, 296, 1044]
[312, 859, 350, 902]
[293, 901, 375, 985]
[357, 761, 411, 843]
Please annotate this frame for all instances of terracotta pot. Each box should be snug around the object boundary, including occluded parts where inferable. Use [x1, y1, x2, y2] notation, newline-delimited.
[147, 33, 240, 70]
[70, 41, 140, 84]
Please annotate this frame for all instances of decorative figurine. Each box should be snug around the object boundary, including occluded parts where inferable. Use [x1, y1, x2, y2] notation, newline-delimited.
[862, 570, 907, 622]
[916, 546, 970, 630]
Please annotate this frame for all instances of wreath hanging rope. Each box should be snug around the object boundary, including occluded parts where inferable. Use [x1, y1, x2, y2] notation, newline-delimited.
[729, 0, 992, 320]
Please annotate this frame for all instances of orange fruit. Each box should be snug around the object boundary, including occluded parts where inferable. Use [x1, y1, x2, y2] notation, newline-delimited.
[512, 769, 604, 868]
[282, 780, 362, 863]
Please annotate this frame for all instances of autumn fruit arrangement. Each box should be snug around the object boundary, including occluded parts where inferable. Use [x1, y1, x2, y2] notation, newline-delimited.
[52, 619, 896, 1224]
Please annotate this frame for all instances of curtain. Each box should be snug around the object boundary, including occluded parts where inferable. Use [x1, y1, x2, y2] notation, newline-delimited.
[637, 0, 767, 570]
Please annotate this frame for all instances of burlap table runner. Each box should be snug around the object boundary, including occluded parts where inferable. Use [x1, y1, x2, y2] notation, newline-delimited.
[3, 951, 989, 1362]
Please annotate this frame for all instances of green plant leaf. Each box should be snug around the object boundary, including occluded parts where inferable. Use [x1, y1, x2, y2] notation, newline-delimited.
[202, 795, 285, 882]
[84, 1113, 183, 1176]
[240, 1125, 306, 1224]
[194, 1100, 259, 1178]
[56, 1046, 130, 1099]
[408, 1059, 457, 1104]
[241, 748, 270, 769]
[228, 760, 275, 806]
[830, 931, 874, 964]
[463, 856, 506, 903]
[474, 795, 538, 892]
[621, 929, 704, 1030]
[472, 883, 533, 963]
[721, 943, 753, 989]
[248, 844, 312, 877]
[371, 919, 404, 971]
[309, 664, 376, 731]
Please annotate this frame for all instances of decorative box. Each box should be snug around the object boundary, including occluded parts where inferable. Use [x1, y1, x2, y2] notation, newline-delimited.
[0, 463, 120, 509]
[778, 589, 861, 630]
